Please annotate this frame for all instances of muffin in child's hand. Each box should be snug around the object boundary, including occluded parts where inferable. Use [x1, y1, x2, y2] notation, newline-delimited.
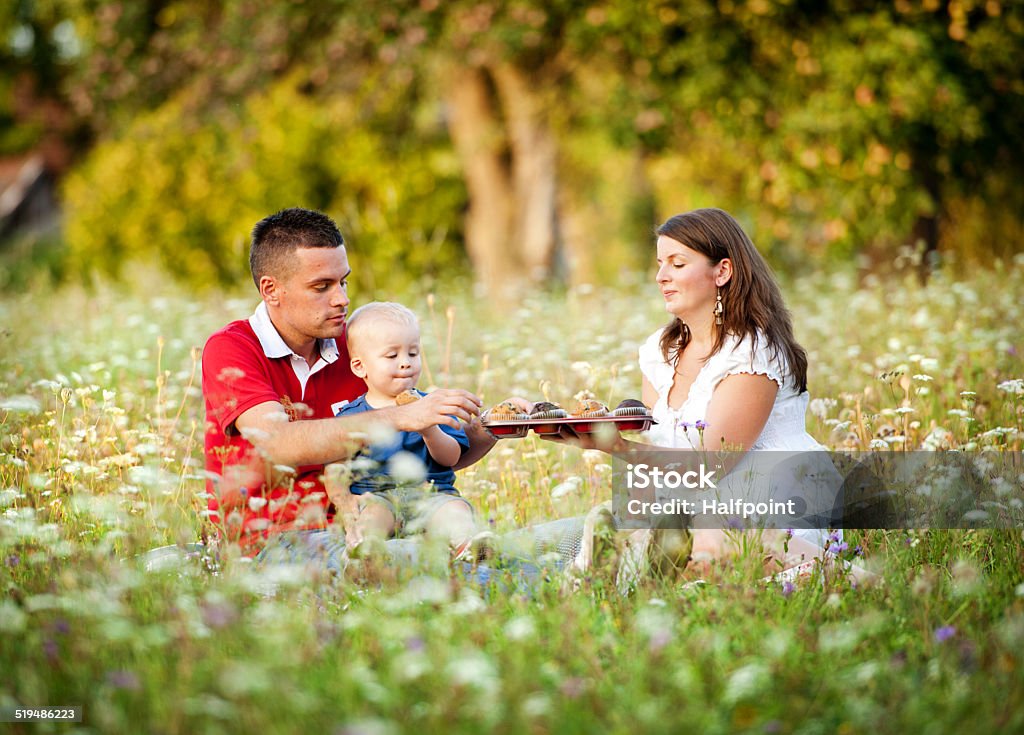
[395, 389, 420, 406]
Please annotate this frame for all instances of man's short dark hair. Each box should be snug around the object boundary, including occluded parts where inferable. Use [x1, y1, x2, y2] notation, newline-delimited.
[249, 208, 345, 287]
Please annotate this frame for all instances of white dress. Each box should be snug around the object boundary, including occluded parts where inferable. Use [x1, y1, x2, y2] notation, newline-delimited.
[638, 328, 837, 547]
[639, 327, 820, 452]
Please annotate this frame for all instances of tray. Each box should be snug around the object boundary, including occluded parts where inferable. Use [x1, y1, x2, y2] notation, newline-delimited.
[482, 414, 656, 438]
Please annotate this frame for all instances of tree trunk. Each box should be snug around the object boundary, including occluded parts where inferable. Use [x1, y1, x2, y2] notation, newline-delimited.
[444, 65, 516, 292]
[491, 62, 559, 283]
[445, 62, 565, 295]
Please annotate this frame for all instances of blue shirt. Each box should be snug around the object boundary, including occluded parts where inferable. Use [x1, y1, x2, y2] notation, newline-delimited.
[334, 391, 469, 495]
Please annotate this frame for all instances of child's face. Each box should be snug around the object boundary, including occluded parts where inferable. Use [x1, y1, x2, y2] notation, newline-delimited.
[350, 318, 422, 399]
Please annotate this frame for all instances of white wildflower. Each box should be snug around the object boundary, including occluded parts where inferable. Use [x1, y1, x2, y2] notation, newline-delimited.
[997, 379, 1024, 395]
[0, 395, 41, 413]
[505, 616, 536, 642]
[388, 452, 427, 484]
[551, 476, 582, 500]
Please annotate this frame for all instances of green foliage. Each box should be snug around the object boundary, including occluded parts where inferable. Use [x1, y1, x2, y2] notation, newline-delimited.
[6, 0, 1024, 287]
[62, 75, 468, 291]
[587, 0, 1024, 263]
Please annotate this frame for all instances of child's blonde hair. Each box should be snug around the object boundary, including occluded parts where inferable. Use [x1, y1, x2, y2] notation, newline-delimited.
[346, 302, 419, 353]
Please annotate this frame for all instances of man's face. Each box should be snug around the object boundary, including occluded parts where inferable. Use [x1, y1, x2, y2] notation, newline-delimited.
[264, 246, 351, 348]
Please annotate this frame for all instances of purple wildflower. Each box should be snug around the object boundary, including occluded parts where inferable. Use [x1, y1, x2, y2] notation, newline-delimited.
[405, 636, 426, 653]
[828, 541, 849, 555]
[649, 628, 672, 653]
[829, 531, 842, 543]
[934, 625, 956, 643]
[726, 516, 745, 530]
[785, 529, 794, 538]
[560, 677, 587, 699]
[694, 420, 707, 431]
[5, 554, 19, 567]
[106, 670, 141, 691]
[853, 545, 863, 557]
[678, 420, 693, 430]
[43, 638, 59, 662]
[199, 598, 238, 630]
[782, 581, 795, 598]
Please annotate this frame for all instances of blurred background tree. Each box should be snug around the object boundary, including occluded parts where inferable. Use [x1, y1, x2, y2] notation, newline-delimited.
[2, 0, 1022, 293]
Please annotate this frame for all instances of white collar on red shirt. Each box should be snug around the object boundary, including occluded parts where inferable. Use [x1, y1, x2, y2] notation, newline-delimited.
[248, 301, 340, 364]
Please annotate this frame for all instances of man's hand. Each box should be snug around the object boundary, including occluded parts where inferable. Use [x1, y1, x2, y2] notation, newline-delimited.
[393, 389, 482, 431]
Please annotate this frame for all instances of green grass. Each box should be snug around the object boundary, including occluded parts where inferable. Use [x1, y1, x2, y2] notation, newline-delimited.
[1, 259, 1023, 734]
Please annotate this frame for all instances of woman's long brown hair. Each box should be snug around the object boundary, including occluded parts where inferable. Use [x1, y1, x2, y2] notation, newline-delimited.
[656, 208, 808, 393]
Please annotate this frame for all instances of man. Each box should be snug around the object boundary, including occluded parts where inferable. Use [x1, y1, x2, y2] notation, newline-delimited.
[202, 207, 491, 554]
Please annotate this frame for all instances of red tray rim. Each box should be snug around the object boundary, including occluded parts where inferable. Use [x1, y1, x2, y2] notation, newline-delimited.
[481, 415, 656, 428]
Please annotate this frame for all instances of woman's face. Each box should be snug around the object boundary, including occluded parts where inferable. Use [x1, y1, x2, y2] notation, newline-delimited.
[655, 235, 721, 322]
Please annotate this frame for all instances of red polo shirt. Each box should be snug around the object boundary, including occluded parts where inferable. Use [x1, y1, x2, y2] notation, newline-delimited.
[202, 305, 364, 551]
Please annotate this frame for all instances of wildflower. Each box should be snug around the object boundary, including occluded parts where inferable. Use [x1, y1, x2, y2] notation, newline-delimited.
[106, 670, 142, 691]
[782, 581, 795, 598]
[200, 593, 239, 629]
[387, 452, 427, 484]
[996, 379, 1024, 395]
[828, 541, 849, 554]
[809, 397, 836, 419]
[694, 419, 707, 431]
[853, 545, 863, 557]
[216, 367, 246, 383]
[570, 361, 593, 376]
[551, 477, 582, 500]
[0, 395, 42, 413]
[560, 677, 587, 699]
[933, 625, 956, 643]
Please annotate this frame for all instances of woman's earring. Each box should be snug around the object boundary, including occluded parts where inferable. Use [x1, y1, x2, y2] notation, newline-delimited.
[714, 288, 724, 326]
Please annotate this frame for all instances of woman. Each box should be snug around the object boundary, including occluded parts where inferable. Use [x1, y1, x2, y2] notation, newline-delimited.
[563, 208, 845, 581]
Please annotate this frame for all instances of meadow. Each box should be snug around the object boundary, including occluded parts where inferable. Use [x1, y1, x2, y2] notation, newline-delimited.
[1, 254, 1023, 734]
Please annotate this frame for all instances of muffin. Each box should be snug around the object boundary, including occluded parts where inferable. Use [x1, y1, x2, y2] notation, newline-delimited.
[571, 398, 609, 418]
[485, 400, 528, 422]
[395, 389, 421, 406]
[530, 401, 568, 419]
[612, 398, 649, 417]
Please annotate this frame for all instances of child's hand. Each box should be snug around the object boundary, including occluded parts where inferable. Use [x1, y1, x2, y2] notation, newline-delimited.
[394, 388, 482, 431]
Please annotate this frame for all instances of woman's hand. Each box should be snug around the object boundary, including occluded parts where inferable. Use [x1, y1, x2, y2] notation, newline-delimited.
[543, 422, 629, 453]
